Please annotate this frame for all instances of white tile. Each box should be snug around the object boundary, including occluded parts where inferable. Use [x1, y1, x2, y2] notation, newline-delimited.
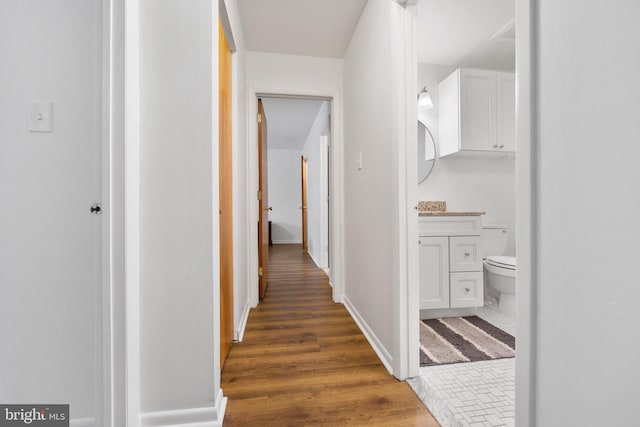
[409, 313, 516, 427]
[485, 414, 505, 426]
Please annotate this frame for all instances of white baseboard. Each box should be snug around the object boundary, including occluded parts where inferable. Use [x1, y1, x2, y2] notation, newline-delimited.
[70, 418, 94, 427]
[308, 251, 321, 268]
[234, 299, 251, 342]
[141, 389, 227, 427]
[342, 296, 393, 375]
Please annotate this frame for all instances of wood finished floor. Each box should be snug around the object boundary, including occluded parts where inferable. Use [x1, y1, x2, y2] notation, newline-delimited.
[221, 244, 439, 426]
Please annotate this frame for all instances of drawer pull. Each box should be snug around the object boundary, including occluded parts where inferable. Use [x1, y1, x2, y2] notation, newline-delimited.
[464, 252, 470, 257]
[464, 288, 471, 293]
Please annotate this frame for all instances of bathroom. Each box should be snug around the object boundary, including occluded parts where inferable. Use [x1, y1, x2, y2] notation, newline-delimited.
[409, 1, 518, 426]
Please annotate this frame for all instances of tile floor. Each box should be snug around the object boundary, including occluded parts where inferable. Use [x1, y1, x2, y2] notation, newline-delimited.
[408, 307, 516, 427]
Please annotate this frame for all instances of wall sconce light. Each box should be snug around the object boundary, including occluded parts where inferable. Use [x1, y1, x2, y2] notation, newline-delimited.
[418, 86, 433, 109]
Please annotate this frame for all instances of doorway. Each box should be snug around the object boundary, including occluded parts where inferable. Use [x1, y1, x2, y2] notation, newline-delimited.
[406, 1, 529, 426]
[254, 95, 333, 301]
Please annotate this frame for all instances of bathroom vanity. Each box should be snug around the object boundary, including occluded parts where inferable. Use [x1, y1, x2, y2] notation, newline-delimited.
[419, 213, 485, 312]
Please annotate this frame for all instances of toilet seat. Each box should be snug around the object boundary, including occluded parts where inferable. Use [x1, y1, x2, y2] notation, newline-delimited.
[485, 255, 516, 270]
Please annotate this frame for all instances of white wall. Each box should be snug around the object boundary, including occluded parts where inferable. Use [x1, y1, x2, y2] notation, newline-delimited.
[531, 0, 640, 425]
[342, 0, 396, 368]
[0, 0, 102, 421]
[418, 63, 516, 255]
[267, 148, 302, 243]
[302, 101, 331, 266]
[246, 52, 342, 94]
[138, 0, 223, 419]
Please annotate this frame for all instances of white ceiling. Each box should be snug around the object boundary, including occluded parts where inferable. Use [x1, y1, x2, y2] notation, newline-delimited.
[236, 0, 368, 58]
[261, 98, 326, 150]
[417, 0, 515, 70]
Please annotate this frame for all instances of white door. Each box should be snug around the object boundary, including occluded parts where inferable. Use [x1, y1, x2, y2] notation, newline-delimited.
[419, 237, 450, 309]
[0, 1, 103, 422]
[460, 69, 496, 151]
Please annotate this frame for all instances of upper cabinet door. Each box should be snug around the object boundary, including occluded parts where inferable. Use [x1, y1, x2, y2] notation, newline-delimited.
[460, 69, 497, 151]
[438, 68, 515, 158]
[496, 72, 516, 152]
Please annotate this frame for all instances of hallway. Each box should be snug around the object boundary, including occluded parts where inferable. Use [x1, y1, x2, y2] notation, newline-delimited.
[221, 244, 439, 426]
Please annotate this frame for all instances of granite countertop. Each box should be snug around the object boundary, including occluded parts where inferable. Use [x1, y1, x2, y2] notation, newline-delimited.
[417, 201, 484, 216]
[418, 211, 485, 216]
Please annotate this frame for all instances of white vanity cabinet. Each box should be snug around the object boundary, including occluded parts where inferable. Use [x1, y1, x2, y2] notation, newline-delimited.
[439, 68, 515, 157]
[419, 216, 484, 310]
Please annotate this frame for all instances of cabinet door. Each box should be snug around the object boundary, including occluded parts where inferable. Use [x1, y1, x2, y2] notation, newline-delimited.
[449, 236, 482, 272]
[419, 237, 450, 310]
[496, 72, 516, 152]
[438, 70, 461, 157]
[460, 69, 496, 151]
[450, 272, 484, 308]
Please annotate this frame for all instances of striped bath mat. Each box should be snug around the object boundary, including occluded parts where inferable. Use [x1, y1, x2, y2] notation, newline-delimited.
[420, 316, 515, 367]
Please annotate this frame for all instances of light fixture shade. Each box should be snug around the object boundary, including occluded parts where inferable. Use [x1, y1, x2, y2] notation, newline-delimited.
[418, 88, 433, 109]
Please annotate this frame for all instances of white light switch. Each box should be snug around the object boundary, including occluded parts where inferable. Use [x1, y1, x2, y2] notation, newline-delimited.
[357, 152, 363, 170]
[29, 101, 53, 132]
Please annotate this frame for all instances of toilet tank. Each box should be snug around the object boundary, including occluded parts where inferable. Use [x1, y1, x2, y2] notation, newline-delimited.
[481, 225, 508, 258]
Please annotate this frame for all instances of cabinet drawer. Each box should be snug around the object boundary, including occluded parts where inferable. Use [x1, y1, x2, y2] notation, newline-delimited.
[449, 236, 482, 272]
[450, 272, 484, 308]
[418, 216, 481, 237]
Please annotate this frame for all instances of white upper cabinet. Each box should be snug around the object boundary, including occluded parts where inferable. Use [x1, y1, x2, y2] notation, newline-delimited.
[439, 68, 515, 157]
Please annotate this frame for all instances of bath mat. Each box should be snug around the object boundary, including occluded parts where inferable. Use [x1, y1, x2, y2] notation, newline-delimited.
[419, 316, 515, 367]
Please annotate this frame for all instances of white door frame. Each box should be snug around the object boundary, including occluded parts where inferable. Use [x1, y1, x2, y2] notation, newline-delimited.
[246, 87, 344, 308]
[391, 1, 420, 382]
[514, 0, 534, 425]
[320, 133, 330, 273]
[104, 0, 140, 425]
[100, 1, 127, 426]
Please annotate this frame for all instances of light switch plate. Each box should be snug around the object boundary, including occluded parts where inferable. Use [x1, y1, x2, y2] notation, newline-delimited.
[29, 101, 53, 132]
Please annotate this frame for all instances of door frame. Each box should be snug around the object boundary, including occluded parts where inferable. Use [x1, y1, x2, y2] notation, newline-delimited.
[320, 134, 330, 272]
[301, 155, 308, 252]
[397, 1, 534, 425]
[106, 0, 141, 424]
[100, 0, 127, 425]
[246, 88, 344, 308]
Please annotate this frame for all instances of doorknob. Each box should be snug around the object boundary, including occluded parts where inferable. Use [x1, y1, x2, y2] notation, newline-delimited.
[90, 203, 102, 215]
[264, 206, 273, 211]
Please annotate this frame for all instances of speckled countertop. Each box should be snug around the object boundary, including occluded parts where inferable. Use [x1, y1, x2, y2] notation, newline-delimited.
[417, 200, 484, 217]
[418, 211, 485, 216]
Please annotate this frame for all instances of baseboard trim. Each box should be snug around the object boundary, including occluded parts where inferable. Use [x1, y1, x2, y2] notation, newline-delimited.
[141, 389, 227, 427]
[235, 299, 251, 342]
[342, 296, 393, 375]
[308, 251, 321, 268]
[70, 418, 94, 427]
[272, 240, 301, 244]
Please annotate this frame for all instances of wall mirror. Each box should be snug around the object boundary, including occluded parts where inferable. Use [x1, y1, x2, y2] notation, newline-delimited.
[418, 120, 437, 183]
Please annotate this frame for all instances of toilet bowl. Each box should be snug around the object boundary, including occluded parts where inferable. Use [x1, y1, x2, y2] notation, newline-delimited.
[481, 225, 516, 319]
[484, 256, 516, 318]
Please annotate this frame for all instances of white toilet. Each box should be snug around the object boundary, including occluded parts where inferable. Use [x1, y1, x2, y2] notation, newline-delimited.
[481, 225, 516, 318]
